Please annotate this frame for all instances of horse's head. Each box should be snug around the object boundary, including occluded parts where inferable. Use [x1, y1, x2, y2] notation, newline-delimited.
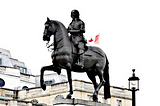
[43, 17, 56, 41]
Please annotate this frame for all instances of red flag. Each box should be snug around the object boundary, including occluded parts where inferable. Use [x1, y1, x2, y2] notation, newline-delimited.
[94, 34, 99, 44]
[88, 38, 93, 42]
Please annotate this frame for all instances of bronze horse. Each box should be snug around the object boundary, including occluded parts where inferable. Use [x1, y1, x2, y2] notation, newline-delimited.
[40, 18, 111, 102]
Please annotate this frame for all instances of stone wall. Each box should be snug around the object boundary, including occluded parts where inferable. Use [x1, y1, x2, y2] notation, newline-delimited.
[53, 99, 110, 106]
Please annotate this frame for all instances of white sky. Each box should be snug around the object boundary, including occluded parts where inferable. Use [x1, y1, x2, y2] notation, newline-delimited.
[0, 0, 160, 105]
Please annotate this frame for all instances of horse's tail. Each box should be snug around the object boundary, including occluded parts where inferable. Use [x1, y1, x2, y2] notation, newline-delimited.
[104, 55, 111, 99]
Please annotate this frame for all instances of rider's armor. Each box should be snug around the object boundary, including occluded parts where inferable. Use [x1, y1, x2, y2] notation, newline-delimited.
[67, 10, 86, 68]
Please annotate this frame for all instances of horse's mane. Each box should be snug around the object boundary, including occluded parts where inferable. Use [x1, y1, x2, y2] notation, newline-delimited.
[51, 20, 67, 30]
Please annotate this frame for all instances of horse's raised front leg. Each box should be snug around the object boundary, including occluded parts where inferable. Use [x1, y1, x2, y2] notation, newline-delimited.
[40, 65, 61, 91]
[66, 63, 73, 99]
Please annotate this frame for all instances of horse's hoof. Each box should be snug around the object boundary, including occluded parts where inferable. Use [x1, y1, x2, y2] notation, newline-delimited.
[42, 84, 46, 91]
[40, 79, 46, 91]
[41, 84, 46, 91]
[66, 94, 72, 99]
[93, 95, 98, 102]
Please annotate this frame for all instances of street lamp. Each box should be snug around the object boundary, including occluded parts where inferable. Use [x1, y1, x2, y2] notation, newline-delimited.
[128, 69, 140, 106]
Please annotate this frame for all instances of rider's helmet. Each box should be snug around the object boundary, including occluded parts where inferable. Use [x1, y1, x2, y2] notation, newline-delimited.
[71, 9, 80, 19]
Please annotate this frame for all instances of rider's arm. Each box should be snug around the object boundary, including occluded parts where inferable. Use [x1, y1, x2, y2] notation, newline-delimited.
[68, 21, 85, 34]
[80, 21, 85, 33]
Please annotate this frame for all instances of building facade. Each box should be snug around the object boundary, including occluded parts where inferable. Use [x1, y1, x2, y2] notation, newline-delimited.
[0, 80, 132, 106]
[19, 80, 132, 106]
[0, 48, 35, 89]
[0, 66, 35, 90]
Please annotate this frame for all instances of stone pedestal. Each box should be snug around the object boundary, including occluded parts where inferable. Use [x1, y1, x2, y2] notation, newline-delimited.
[53, 99, 111, 106]
[8, 100, 17, 106]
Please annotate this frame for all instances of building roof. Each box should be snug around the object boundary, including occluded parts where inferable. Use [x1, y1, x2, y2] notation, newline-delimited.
[0, 48, 32, 74]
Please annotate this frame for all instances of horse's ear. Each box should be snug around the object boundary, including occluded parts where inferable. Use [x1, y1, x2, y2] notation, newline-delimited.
[47, 17, 51, 22]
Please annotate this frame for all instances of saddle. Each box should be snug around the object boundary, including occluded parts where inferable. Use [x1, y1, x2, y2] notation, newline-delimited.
[71, 43, 104, 57]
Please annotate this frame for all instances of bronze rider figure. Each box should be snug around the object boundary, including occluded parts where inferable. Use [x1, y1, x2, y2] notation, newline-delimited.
[67, 10, 86, 68]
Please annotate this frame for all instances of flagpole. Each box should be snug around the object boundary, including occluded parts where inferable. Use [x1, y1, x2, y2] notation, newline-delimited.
[98, 33, 100, 47]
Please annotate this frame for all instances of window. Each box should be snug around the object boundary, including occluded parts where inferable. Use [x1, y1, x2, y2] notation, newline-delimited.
[44, 80, 55, 85]
[20, 67, 24, 73]
[49, 80, 52, 84]
[15, 66, 27, 74]
[23, 68, 27, 73]
[22, 86, 28, 89]
[117, 100, 122, 106]
[0, 78, 5, 87]
[14, 65, 17, 68]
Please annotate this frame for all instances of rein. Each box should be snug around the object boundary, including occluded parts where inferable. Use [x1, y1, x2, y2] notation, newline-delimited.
[46, 37, 64, 52]
[46, 41, 54, 52]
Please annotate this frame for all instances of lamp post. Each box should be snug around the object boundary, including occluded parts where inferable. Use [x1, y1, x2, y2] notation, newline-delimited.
[128, 69, 140, 106]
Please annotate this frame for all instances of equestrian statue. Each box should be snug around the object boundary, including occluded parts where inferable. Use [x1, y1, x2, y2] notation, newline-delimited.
[40, 10, 111, 102]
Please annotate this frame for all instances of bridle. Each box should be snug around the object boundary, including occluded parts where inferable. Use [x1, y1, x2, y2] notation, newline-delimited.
[44, 23, 54, 52]
[46, 41, 54, 52]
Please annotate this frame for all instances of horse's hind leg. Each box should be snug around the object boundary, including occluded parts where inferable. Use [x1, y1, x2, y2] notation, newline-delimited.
[86, 71, 98, 91]
[40, 65, 61, 90]
[87, 71, 100, 102]
[92, 75, 105, 102]
[92, 64, 106, 102]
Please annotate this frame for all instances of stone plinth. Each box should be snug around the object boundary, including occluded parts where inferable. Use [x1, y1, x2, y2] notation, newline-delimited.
[53, 99, 110, 106]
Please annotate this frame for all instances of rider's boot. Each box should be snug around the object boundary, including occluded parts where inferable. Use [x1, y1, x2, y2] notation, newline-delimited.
[76, 49, 84, 69]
